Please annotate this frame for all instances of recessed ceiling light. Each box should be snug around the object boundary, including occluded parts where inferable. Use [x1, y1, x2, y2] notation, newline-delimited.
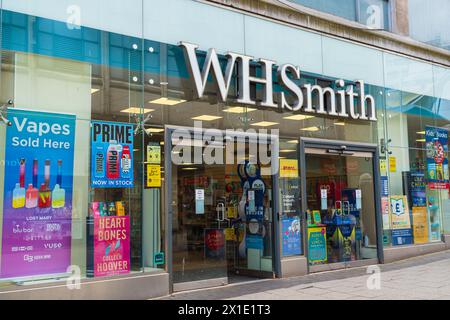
[145, 128, 164, 133]
[283, 114, 315, 121]
[417, 131, 426, 135]
[287, 140, 299, 144]
[192, 115, 223, 121]
[149, 97, 186, 106]
[416, 139, 426, 143]
[280, 149, 296, 153]
[121, 107, 154, 114]
[182, 167, 197, 171]
[335, 122, 345, 126]
[91, 88, 100, 94]
[301, 126, 320, 132]
[251, 121, 279, 127]
[223, 106, 257, 114]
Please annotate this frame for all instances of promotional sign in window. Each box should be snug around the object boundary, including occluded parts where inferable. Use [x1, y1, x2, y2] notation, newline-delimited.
[307, 226, 327, 265]
[410, 172, 427, 207]
[204, 229, 225, 259]
[92, 215, 130, 277]
[389, 195, 411, 229]
[1, 109, 75, 278]
[282, 217, 302, 256]
[146, 144, 161, 164]
[91, 121, 134, 188]
[279, 159, 298, 178]
[390, 195, 413, 246]
[412, 207, 429, 244]
[426, 126, 449, 190]
[146, 165, 161, 188]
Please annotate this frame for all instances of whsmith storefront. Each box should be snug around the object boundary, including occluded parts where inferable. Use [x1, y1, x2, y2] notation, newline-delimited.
[1, 0, 450, 299]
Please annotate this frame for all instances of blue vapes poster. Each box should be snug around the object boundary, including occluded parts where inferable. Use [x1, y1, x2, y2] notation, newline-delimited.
[1, 109, 75, 278]
[91, 121, 134, 188]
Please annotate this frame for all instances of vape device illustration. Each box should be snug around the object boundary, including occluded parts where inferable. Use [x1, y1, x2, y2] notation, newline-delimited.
[52, 160, 66, 208]
[38, 183, 51, 208]
[52, 184, 65, 208]
[44, 159, 51, 187]
[106, 140, 120, 180]
[19, 158, 26, 188]
[33, 159, 38, 188]
[121, 145, 131, 179]
[12, 183, 26, 208]
[13, 158, 26, 208]
[25, 183, 38, 208]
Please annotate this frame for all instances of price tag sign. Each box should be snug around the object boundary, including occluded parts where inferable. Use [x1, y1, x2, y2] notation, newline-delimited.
[356, 189, 362, 209]
[320, 189, 327, 210]
[195, 189, 205, 214]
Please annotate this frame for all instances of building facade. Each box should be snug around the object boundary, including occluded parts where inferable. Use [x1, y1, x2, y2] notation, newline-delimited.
[0, 0, 449, 299]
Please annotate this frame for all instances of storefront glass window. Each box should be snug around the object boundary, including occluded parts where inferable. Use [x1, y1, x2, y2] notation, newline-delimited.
[0, 4, 166, 288]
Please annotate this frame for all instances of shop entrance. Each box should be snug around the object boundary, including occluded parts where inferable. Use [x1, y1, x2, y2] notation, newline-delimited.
[299, 138, 383, 272]
[165, 126, 280, 292]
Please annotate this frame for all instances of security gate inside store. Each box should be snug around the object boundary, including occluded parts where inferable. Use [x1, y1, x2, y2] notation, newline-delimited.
[299, 138, 384, 272]
[165, 126, 280, 292]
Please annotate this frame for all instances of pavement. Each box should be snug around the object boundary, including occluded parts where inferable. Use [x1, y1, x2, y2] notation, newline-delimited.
[156, 250, 450, 300]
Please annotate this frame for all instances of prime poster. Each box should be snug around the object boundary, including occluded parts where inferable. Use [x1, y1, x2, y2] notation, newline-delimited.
[91, 121, 134, 188]
[1, 109, 75, 278]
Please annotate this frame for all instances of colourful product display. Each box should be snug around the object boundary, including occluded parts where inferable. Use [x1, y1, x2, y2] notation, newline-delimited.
[90, 201, 127, 217]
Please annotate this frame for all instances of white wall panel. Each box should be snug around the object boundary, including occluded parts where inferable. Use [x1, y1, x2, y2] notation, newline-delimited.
[244, 15, 322, 74]
[322, 36, 384, 86]
[3, 0, 143, 38]
[144, 0, 245, 54]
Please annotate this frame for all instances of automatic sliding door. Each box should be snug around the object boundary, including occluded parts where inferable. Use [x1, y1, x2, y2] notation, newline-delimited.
[303, 144, 380, 269]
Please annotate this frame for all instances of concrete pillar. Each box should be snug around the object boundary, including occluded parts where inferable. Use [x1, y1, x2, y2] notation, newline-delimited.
[393, 0, 409, 36]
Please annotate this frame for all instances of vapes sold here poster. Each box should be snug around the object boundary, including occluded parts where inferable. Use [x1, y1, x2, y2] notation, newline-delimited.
[1, 109, 75, 278]
[91, 121, 134, 188]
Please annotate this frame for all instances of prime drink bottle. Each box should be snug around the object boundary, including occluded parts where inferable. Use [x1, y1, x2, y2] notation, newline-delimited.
[106, 140, 120, 179]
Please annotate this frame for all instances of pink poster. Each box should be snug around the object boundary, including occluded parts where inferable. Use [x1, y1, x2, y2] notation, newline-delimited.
[93, 216, 130, 277]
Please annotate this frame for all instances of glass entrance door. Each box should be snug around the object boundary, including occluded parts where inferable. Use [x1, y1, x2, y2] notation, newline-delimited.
[303, 144, 380, 271]
[167, 127, 278, 291]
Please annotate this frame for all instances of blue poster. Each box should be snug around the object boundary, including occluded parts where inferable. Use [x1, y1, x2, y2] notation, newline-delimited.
[282, 217, 302, 256]
[410, 172, 426, 207]
[381, 176, 389, 197]
[91, 121, 134, 188]
[392, 228, 413, 246]
[425, 126, 449, 189]
[1, 109, 75, 278]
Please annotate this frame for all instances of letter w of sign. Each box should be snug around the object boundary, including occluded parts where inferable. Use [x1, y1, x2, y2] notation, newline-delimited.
[179, 42, 238, 101]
